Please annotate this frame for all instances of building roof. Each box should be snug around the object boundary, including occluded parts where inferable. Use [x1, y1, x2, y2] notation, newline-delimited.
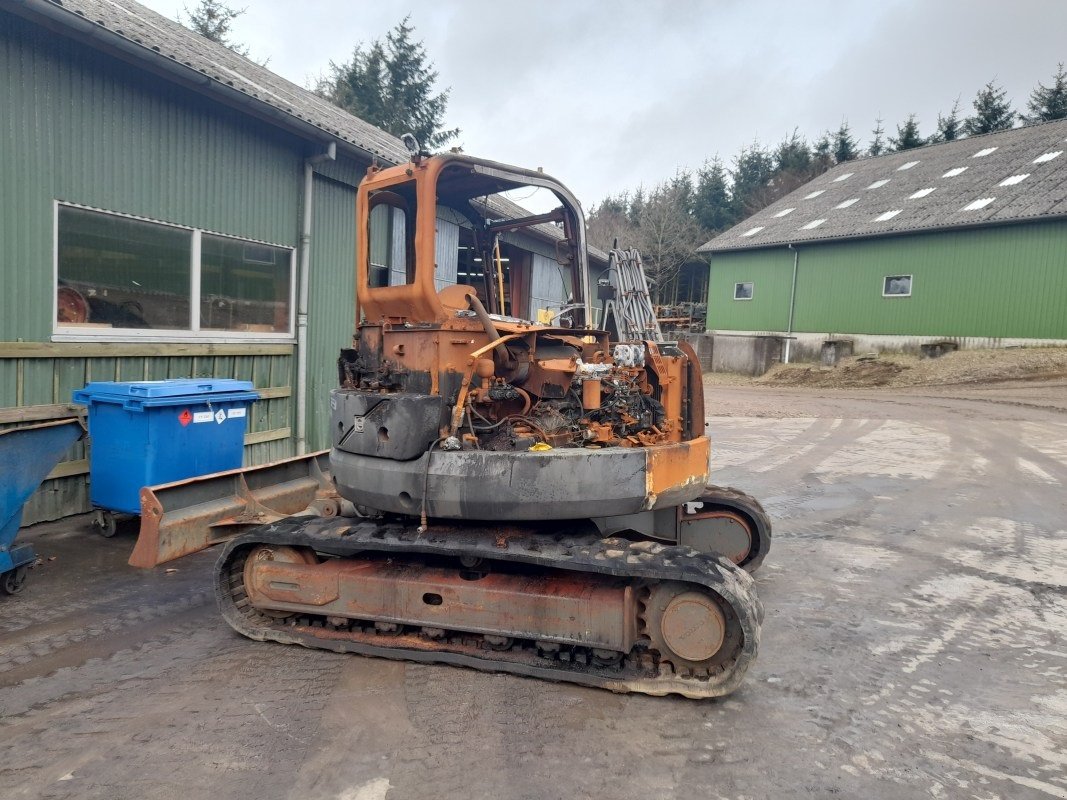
[700, 118, 1067, 253]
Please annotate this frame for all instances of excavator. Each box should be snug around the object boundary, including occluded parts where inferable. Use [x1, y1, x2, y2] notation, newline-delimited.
[147, 151, 771, 698]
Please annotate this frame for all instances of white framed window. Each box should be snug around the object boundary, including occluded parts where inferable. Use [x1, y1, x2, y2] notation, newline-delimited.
[54, 202, 296, 342]
[882, 274, 912, 297]
[733, 282, 754, 301]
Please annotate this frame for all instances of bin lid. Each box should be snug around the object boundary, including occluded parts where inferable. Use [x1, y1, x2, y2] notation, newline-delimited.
[73, 379, 257, 404]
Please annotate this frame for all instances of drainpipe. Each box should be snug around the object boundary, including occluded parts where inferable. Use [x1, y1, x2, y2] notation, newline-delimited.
[296, 141, 336, 455]
[785, 244, 799, 363]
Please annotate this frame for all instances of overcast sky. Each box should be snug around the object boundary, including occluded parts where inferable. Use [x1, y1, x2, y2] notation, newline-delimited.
[140, 0, 1067, 211]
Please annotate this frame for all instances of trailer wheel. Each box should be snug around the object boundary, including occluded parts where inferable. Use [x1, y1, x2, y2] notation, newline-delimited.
[1, 566, 28, 595]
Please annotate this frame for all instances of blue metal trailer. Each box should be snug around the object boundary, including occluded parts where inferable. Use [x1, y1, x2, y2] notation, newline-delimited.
[0, 419, 85, 594]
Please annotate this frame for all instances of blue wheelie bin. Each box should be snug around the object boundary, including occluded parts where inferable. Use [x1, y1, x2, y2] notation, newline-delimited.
[0, 418, 85, 594]
[73, 380, 259, 536]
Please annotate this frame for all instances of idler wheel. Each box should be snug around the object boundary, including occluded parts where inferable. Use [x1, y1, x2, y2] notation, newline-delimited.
[644, 582, 732, 674]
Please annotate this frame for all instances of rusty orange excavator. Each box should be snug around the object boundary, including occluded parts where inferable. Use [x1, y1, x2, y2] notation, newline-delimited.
[172, 151, 770, 698]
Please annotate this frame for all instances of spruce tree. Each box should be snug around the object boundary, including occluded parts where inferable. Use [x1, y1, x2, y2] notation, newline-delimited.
[930, 99, 963, 143]
[729, 141, 775, 217]
[833, 121, 859, 162]
[1022, 64, 1067, 123]
[890, 114, 923, 150]
[693, 158, 735, 233]
[868, 118, 887, 156]
[811, 133, 834, 173]
[319, 17, 458, 149]
[963, 80, 1015, 135]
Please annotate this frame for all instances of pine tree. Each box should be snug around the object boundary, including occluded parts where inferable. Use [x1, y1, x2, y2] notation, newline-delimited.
[890, 114, 923, 150]
[833, 120, 859, 163]
[182, 1, 250, 56]
[318, 17, 458, 149]
[930, 98, 963, 143]
[1022, 63, 1067, 123]
[868, 118, 887, 156]
[963, 80, 1015, 135]
[692, 158, 735, 233]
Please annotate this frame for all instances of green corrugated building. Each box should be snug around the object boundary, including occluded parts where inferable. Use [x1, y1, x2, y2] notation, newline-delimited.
[1, 0, 601, 524]
[699, 119, 1067, 362]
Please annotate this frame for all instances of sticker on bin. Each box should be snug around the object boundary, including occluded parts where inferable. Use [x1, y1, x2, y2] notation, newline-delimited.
[193, 411, 213, 423]
[178, 409, 193, 427]
[227, 408, 246, 419]
[214, 409, 226, 424]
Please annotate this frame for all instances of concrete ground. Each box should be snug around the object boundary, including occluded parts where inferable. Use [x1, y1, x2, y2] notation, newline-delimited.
[2, 380, 1065, 800]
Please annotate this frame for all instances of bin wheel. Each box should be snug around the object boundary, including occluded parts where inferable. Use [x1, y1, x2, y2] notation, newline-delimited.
[1, 566, 28, 595]
[93, 510, 118, 538]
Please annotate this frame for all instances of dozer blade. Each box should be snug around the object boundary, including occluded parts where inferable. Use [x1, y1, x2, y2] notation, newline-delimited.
[130, 451, 342, 568]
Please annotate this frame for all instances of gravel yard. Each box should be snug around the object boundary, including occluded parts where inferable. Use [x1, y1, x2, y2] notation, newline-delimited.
[2, 379, 1065, 800]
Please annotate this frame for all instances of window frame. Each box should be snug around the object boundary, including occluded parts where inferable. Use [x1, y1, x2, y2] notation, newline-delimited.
[733, 281, 755, 301]
[882, 274, 913, 298]
[53, 201, 297, 343]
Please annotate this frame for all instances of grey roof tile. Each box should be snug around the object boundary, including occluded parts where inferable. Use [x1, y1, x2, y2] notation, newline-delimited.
[700, 118, 1067, 252]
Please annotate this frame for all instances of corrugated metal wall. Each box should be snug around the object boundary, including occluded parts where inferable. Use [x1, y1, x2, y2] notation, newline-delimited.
[0, 15, 314, 521]
[529, 254, 571, 320]
[306, 174, 357, 451]
[705, 248, 794, 332]
[0, 16, 305, 344]
[434, 216, 460, 290]
[706, 221, 1067, 339]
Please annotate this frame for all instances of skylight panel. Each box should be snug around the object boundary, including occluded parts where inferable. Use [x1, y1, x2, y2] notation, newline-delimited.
[833, 172, 854, 182]
[909, 188, 936, 199]
[800, 219, 826, 230]
[835, 198, 859, 209]
[773, 207, 795, 217]
[897, 161, 920, 171]
[1033, 151, 1062, 164]
[999, 174, 1030, 186]
[962, 197, 995, 211]
[866, 179, 890, 189]
[972, 147, 997, 158]
[942, 166, 968, 177]
[742, 226, 765, 237]
[804, 190, 826, 199]
[874, 210, 902, 221]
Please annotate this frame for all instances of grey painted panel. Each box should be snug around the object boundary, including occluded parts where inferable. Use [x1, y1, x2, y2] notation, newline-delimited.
[530, 253, 571, 320]
[434, 215, 460, 291]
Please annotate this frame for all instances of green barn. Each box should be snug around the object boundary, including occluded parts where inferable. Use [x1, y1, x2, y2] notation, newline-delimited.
[1, 0, 601, 524]
[700, 119, 1067, 362]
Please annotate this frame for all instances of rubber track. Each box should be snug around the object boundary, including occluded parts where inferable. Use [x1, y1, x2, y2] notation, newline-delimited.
[214, 517, 763, 699]
[696, 484, 774, 572]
